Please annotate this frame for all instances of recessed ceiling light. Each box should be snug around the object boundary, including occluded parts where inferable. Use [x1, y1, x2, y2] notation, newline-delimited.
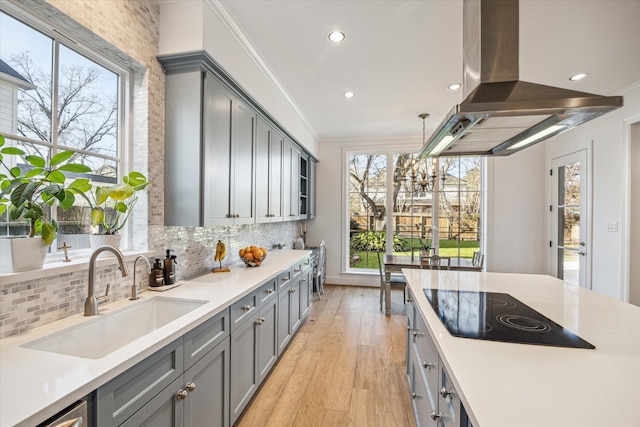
[448, 83, 462, 91]
[569, 73, 589, 81]
[328, 31, 345, 43]
[344, 91, 355, 99]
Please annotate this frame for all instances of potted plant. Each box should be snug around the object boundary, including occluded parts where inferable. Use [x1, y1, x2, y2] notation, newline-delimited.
[82, 171, 151, 248]
[0, 134, 92, 272]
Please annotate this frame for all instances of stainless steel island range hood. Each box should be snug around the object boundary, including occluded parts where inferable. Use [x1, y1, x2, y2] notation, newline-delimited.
[420, 0, 623, 157]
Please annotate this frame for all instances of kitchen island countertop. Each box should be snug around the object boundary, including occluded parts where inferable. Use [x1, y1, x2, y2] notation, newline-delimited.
[402, 269, 640, 427]
[0, 249, 310, 427]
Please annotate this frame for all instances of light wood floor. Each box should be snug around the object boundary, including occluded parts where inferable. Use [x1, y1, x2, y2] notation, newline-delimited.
[236, 284, 416, 427]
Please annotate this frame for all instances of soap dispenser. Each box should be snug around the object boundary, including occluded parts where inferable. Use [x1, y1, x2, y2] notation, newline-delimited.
[164, 249, 177, 285]
[150, 258, 164, 287]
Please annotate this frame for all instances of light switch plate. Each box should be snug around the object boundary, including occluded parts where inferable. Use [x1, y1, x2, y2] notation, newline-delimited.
[606, 221, 618, 232]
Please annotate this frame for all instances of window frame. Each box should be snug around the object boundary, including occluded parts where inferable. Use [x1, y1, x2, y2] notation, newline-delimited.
[344, 147, 483, 274]
[0, 5, 133, 260]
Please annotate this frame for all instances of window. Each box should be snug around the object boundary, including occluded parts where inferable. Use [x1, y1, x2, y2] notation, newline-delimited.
[0, 9, 128, 255]
[347, 150, 482, 271]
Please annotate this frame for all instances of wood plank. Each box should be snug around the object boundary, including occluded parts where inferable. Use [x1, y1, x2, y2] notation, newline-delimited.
[236, 285, 415, 427]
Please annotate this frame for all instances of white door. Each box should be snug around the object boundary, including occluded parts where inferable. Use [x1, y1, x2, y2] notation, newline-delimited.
[551, 150, 590, 288]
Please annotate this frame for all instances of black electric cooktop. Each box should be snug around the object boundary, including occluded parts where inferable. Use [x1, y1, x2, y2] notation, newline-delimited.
[423, 289, 595, 349]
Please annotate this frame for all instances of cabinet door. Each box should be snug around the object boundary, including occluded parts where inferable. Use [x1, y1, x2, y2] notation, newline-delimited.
[277, 280, 292, 354]
[231, 100, 255, 224]
[269, 129, 283, 221]
[120, 376, 184, 427]
[165, 70, 204, 227]
[230, 313, 259, 425]
[282, 140, 292, 221]
[257, 296, 278, 384]
[184, 338, 230, 427]
[255, 118, 271, 223]
[290, 142, 300, 219]
[438, 366, 460, 427]
[299, 153, 308, 217]
[300, 267, 311, 319]
[309, 159, 316, 219]
[204, 77, 233, 226]
[290, 278, 302, 334]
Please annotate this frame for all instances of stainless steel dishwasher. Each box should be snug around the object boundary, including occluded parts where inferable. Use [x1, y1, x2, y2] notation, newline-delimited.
[41, 400, 87, 427]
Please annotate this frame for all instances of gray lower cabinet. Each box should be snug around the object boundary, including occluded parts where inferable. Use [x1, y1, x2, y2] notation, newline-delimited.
[406, 293, 467, 427]
[299, 260, 312, 319]
[277, 269, 293, 354]
[97, 309, 230, 427]
[230, 278, 280, 425]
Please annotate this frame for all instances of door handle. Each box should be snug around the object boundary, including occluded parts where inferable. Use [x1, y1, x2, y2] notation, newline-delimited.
[579, 251, 586, 256]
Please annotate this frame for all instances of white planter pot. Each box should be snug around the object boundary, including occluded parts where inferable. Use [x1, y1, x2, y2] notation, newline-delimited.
[89, 234, 122, 249]
[0, 236, 48, 273]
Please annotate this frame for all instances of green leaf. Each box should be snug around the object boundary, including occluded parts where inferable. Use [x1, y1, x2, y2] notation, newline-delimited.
[41, 184, 64, 196]
[47, 170, 66, 184]
[24, 168, 44, 178]
[106, 183, 134, 201]
[50, 150, 74, 166]
[115, 201, 128, 213]
[1, 147, 25, 156]
[57, 163, 92, 173]
[0, 205, 5, 216]
[11, 181, 36, 208]
[68, 178, 91, 193]
[0, 134, 4, 147]
[95, 187, 109, 205]
[41, 222, 55, 245]
[91, 208, 104, 226]
[9, 205, 23, 220]
[10, 167, 21, 178]
[58, 190, 75, 210]
[25, 155, 46, 167]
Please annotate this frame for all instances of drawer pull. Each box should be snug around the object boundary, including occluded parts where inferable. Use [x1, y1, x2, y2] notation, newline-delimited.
[176, 389, 188, 400]
[412, 330, 422, 337]
[430, 411, 441, 421]
[256, 318, 264, 326]
[290, 287, 297, 293]
[281, 277, 289, 282]
[265, 288, 274, 294]
[440, 387, 453, 399]
[185, 382, 196, 392]
[300, 278, 306, 283]
[243, 305, 252, 311]
[411, 392, 421, 400]
[422, 361, 435, 369]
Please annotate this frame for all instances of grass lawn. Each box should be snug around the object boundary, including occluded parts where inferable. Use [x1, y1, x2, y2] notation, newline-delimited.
[350, 239, 480, 269]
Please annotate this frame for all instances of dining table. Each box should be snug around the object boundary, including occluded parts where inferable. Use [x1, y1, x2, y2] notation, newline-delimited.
[382, 254, 482, 316]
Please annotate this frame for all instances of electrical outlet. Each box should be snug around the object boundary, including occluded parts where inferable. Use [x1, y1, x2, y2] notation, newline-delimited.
[606, 221, 618, 232]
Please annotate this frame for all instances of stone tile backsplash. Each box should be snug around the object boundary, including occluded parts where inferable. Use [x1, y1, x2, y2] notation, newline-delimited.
[0, 221, 303, 338]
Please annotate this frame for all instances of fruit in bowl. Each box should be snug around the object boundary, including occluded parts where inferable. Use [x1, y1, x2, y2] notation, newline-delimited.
[239, 246, 268, 267]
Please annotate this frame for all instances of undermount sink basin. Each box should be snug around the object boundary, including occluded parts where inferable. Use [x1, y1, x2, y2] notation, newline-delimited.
[23, 297, 207, 359]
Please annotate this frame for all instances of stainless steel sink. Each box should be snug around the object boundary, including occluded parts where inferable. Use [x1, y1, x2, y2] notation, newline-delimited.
[23, 296, 207, 359]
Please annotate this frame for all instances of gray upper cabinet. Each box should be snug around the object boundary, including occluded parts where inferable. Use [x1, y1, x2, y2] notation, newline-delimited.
[282, 138, 300, 220]
[204, 76, 255, 226]
[255, 118, 283, 223]
[160, 52, 314, 227]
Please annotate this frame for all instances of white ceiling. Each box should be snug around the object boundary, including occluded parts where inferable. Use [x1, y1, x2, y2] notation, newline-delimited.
[220, 0, 640, 143]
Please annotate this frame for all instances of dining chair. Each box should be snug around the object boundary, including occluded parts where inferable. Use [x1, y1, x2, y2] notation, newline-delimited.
[472, 251, 484, 269]
[376, 251, 406, 310]
[421, 254, 451, 270]
[314, 240, 326, 298]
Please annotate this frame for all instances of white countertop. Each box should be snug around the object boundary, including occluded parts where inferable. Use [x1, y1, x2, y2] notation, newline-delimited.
[0, 250, 310, 427]
[402, 269, 640, 427]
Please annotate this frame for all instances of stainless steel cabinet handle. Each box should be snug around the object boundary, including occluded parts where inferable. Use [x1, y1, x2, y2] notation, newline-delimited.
[430, 411, 441, 421]
[176, 389, 188, 400]
[185, 382, 196, 392]
[422, 361, 434, 369]
[266, 288, 274, 294]
[412, 330, 422, 337]
[290, 287, 297, 293]
[440, 387, 453, 399]
[256, 318, 263, 325]
[300, 278, 306, 282]
[411, 392, 421, 399]
[243, 305, 252, 311]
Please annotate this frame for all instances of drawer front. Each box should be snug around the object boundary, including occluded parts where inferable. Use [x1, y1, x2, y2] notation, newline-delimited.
[96, 338, 184, 426]
[258, 278, 278, 305]
[278, 268, 291, 291]
[291, 261, 303, 278]
[184, 308, 229, 368]
[230, 290, 258, 330]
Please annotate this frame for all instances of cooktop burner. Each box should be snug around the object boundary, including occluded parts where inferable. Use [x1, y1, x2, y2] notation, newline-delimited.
[423, 289, 595, 349]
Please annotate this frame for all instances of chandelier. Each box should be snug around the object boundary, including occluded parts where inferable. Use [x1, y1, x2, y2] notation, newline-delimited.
[407, 113, 445, 193]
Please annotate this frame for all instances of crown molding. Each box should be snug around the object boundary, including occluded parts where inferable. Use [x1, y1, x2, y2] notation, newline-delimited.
[206, 0, 318, 141]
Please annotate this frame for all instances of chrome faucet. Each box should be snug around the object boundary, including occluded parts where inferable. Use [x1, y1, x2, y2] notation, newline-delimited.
[85, 245, 130, 316]
[130, 255, 151, 300]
